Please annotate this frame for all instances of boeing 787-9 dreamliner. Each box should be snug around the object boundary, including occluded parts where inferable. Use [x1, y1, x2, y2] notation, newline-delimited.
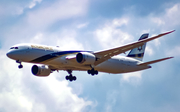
[6, 30, 175, 81]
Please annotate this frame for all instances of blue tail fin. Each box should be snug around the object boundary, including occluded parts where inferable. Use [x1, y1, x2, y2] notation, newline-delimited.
[127, 33, 149, 61]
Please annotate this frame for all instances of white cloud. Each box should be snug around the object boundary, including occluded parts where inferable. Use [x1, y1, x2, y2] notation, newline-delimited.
[29, 0, 42, 9]
[94, 18, 133, 49]
[29, 2, 36, 9]
[77, 22, 89, 29]
[56, 36, 84, 50]
[0, 50, 31, 112]
[0, 49, 92, 112]
[146, 46, 154, 56]
[166, 46, 180, 57]
[30, 33, 43, 44]
[1, 0, 89, 45]
[45, 30, 84, 50]
[27, 0, 89, 29]
[112, 18, 128, 26]
[0, 2, 24, 16]
[154, 39, 161, 47]
[105, 90, 119, 112]
[121, 71, 143, 85]
[36, 76, 93, 112]
[151, 17, 165, 26]
[151, 3, 180, 29]
[166, 4, 180, 25]
[0, 0, 42, 17]
[18, 96, 33, 111]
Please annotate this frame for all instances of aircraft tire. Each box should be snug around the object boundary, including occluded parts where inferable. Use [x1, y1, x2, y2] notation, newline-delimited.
[87, 70, 91, 74]
[66, 75, 76, 81]
[65, 76, 69, 80]
[69, 78, 73, 82]
[88, 69, 99, 76]
[73, 76, 77, 81]
[18, 65, 23, 69]
[95, 70, 98, 75]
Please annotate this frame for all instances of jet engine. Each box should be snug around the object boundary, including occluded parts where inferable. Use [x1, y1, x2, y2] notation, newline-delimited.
[76, 52, 96, 64]
[31, 65, 51, 76]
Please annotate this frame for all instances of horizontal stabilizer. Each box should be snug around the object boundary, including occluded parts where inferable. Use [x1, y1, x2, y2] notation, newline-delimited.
[138, 57, 174, 66]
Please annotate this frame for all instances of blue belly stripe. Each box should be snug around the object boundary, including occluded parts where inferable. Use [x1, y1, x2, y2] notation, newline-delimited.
[30, 51, 87, 63]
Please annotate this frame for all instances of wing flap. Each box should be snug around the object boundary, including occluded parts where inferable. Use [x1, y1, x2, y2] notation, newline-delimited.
[94, 30, 175, 66]
[138, 57, 174, 66]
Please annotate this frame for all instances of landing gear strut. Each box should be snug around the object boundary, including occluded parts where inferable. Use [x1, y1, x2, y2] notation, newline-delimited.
[87, 68, 98, 76]
[65, 70, 76, 82]
[16, 60, 23, 69]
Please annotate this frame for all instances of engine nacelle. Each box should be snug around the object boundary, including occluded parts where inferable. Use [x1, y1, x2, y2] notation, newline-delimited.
[31, 65, 51, 77]
[76, 52, 96, 64]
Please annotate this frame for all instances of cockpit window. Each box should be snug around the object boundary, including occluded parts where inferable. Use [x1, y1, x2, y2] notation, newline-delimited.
[10, 47, 19, 49]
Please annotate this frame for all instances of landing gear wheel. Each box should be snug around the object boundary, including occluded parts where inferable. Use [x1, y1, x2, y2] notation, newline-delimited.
[91, 72, 95, 76]
[16, 60, 23, 69]
[87, 68, 98, 76]
[88, 70, 91, 74]
[95, 70, 98, 75]
[65, 70, 77, 82]
[65, 75, 76, 82]
[69, 75, 73, 81]
[65, 76, 69, 80]
[18, 64, 23, 69]
[73, 76, 77, 81]
[69, 77, 73, 82]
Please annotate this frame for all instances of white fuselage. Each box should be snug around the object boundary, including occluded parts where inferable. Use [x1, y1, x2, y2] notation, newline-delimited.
[6, 44, 151, 74]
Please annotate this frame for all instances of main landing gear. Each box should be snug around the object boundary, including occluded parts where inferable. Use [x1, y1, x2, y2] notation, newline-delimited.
[65, 68, 98, 82]
[87, 68, 98, 76]
[16, 60, 23, 69]
[65, 70, 77, 82]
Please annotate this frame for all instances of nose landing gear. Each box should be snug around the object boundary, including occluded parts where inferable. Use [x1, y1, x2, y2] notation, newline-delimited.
[16, 60, 23, 69]
[18, 64, 23, 69]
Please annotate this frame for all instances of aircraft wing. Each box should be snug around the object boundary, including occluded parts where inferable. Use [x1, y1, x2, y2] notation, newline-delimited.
[137, 57, 174, 66]
[93, 30, 175, 66]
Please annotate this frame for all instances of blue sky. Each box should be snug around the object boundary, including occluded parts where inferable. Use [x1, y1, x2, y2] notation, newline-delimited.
[0, 0, 180, 112]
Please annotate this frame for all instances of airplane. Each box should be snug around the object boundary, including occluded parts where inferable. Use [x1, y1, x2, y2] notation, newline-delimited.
[6, 30, 175, 82]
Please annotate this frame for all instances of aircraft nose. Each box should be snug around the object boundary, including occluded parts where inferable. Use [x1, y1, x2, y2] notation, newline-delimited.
[6, 51, 16, 59]
[6, 51, 12, 58]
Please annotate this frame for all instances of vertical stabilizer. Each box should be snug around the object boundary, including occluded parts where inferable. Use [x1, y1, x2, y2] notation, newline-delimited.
[127, 33, 149, 61]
